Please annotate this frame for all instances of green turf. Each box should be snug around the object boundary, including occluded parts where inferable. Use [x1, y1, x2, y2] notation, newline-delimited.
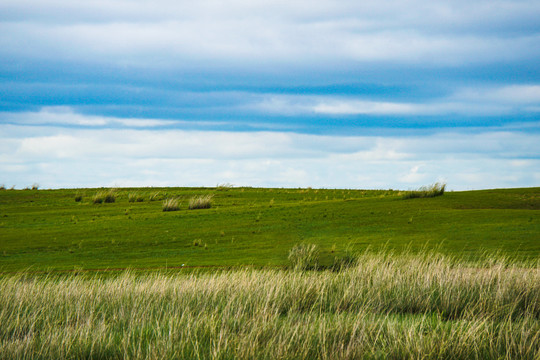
[0, 187, 538, 272]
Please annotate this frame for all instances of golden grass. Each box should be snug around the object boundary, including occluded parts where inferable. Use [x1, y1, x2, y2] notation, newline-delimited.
[0, 252, 538, 359]
[188, 194, 214, 210]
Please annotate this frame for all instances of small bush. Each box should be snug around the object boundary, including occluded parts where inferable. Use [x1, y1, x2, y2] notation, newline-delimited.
[31, 183, 39, 190]
[288, 243, 320, 271]
[188, 194, 214, 210]
[162, 198, 180, 212]
[74, 195, 83, 202]
[402, 182, 446, 199]
[0, 184, 5, 190]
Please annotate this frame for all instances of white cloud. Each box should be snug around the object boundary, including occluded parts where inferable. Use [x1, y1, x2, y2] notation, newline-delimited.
[1, 112, 539, 190]
[1, 0, 539, 67]
[250, 84, 540, 116]
[2, 107, 179, 128]
[453, 85, 540, 104]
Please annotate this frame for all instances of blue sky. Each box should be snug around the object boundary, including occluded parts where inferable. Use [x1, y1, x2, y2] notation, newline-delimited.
[1, 0, 539, 189]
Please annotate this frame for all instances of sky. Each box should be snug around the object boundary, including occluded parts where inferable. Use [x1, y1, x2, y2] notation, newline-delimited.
[1, 0, 539, 190]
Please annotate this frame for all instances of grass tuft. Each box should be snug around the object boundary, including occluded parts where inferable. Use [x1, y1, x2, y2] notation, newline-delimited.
[403, 182, 446, 199]
[128, 192, 144, 202]
[288, 243, 320, 270]
[93, 189, 117, 204]
[162, 198, 180, 212]
[188, 194, 214, 210]
[216, 183, 234, 191]
[149, 191, 162, 201]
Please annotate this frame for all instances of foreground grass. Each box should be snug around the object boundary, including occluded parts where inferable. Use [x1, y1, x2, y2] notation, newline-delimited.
[1, 253, 539, 359]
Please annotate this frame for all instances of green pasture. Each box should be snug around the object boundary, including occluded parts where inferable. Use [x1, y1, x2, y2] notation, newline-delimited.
[0, 187, 538, 272]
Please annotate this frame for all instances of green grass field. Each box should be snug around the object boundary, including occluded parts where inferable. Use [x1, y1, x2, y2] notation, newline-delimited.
[0, 186, 539, 272]
[0, 187, 539, 359]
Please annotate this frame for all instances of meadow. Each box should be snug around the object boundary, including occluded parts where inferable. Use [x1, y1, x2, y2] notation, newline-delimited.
[0, 252, 538, 359]
[0, 186, 538, 272]
[0, 186, 539, 359]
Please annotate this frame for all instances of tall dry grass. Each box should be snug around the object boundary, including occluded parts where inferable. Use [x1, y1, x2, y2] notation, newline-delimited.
[188, 194, 214, 210]
[0, 252, 538, 359]
[92, 189, 117, 204]
[162, 198, 180, 212]
[403, 182, 446, 199]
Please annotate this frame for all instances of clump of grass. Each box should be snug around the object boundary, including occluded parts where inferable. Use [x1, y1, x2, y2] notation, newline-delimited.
[128, 192, 144, 203]
[92, 193, 104, 204]
[149, 191, 162, 201]
[162, 198, 180, 212]
[31, 183, 39, 190]
[403, 182, 446, 199]
[216, 183, 234, 191]
[188, 194, 214, 210]
[0, 184, 5, 190]
[103, 189, 117, 203]
[331, 246, 358, 271]
[288, 243, 320, 270]
[74, 194, 83, 202]
[93, 189, 116, 204]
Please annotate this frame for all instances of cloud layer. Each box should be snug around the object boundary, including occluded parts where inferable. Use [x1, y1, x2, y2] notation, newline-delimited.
[1, 111, 538, 190]
[1, 1, 539, 189]
[2, 0, 540, 66]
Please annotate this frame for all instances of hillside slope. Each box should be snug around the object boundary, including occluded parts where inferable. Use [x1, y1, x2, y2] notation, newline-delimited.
[1, 187, 538, 272]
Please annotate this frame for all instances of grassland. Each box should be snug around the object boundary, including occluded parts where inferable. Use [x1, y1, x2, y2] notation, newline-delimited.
[1, 253, 538, 359]
[0, 186, 539, 272]
[0, 187, 539, 358]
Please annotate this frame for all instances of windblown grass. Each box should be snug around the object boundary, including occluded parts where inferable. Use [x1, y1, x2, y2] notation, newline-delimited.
[288, 243, 320, 270]
[128, 192, 144, 203]
[403, 182, 446, 199]
[162, 198, 180, 212]
[1, 252, 538, 359]
[92, 189, 117, 204]
[188, 194, 214, 210]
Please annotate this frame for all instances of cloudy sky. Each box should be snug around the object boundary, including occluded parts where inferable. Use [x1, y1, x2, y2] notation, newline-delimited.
[1, 0, 539, 189]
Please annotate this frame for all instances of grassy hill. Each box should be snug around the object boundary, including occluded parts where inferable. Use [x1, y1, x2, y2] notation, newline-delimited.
[0, 186, 539, 272]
